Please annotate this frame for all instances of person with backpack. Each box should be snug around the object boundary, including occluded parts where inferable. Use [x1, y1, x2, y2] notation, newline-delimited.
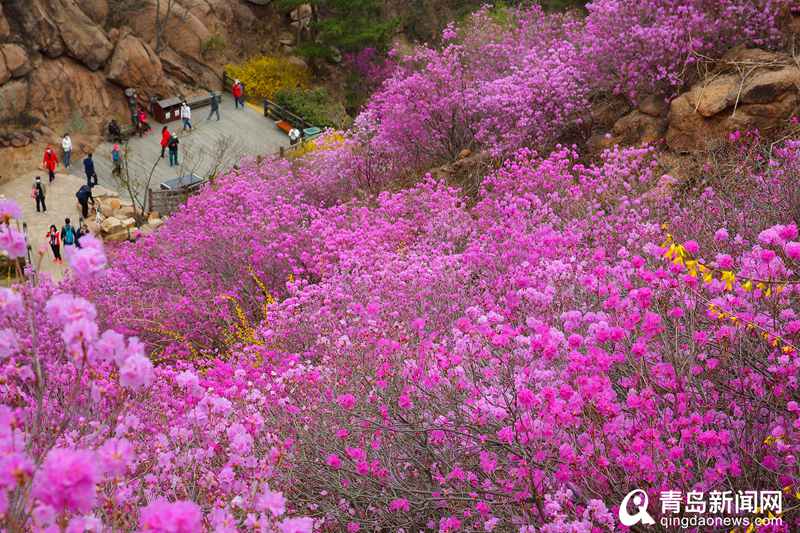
[207, 91, 220, 121]
[75, 185, 94, 218]
[160, 126, 171, 158]
[61, 218, 77, 255]
[31, 176, 47, 213]
[62, 133, 73, 169]
[180, 102, 193, 131]
[232, 79, 243, 109]
[46, 225, 62, 263]
[42, 146, 58, 182]
[168, 133, 180, 167]
[112, 144, 122, 177]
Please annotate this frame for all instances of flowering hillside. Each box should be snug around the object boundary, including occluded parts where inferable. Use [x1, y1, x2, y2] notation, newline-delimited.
[2, 1, 800, 532]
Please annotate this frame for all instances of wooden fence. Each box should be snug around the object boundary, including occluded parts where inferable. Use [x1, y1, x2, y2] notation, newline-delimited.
[147, 181, 206, 217]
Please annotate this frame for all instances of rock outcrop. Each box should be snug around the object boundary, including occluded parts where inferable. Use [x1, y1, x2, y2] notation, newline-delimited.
[107, 34, 172, 99]
[666, 47, 800, 151]
[589, 47, 800, 154]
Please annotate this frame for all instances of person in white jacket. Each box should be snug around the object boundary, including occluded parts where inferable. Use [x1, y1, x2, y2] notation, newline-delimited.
[180, 102, 193, 131]
[61, 133, 72, 168]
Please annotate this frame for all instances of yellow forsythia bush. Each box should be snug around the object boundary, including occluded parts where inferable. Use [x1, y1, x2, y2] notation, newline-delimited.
[289, 131, 346, 159]
[225, 56, 312, 100]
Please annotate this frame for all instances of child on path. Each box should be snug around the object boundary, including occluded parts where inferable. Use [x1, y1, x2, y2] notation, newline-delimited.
[180, 102, 193, 131]
[160, 126, 171, 158]
[46, 224, 62, 263]
[42, 146, 58, 182]
[62, 133, 72, 168]
[32, 176, 46, 213]
[168, 133, 180, 167]
[112, 144, 122, 177]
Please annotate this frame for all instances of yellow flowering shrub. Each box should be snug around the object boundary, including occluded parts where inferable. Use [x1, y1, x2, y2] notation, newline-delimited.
[289, 131, 346, 159]
[225, 56, 312, 100]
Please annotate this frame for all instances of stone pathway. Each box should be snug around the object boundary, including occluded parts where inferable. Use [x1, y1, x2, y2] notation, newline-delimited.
[0, 170, 116, 281]
[92, 94, 289, 205]
[0, 93, 290, 282]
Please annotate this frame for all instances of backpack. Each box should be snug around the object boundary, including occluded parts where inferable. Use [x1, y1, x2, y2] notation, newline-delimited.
[63, 225, 75, 245]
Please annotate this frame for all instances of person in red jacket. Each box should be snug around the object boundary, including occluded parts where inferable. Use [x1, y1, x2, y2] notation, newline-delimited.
[42, 146, 58, 182]
[160, 126, 171, 158]
[232, 79, 243, 109]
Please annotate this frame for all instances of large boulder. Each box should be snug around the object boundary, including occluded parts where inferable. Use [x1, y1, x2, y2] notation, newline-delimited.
[55, 0, 114, 70]
[129, 1, 210, 62]
[0, 80, 30, 122]
[0, 45, 32, 78]
[107, 34, 171, 98]
[0, 58, 9, 86]
[78, 0, 109, 25]
[0, 5, 9, 38]
[588, 110, 667, 152]
[667, 48, 800, 151]
[9, 0, 66, 59]
[28, 58, 128, 133]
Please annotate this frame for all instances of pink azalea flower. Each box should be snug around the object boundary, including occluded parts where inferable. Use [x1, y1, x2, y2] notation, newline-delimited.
[257, 485, 286, 517]
[139, 499, 203, 533]
[31, 448, 99, 514]
[279, 517, 313, 533]
[119, 353, 154, 390]
[0, 226, 26, 259]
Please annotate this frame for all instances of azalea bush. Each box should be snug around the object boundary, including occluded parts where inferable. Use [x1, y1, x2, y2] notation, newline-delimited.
[3, 1, 800, 531]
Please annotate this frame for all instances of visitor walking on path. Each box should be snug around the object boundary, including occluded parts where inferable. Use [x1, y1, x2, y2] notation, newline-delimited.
[112, 144, 122, 177]
[232, 80, 244, 109]
[207, 92, 220, 121]
[61, 218, 77, 257]
[180, 102, 193, 131]
[31, 176, 47, 213]
[160, 126, 171, 158]
[168, 133, 180, 167]
[42, 146, 58, 183]
[76, 185, 94, 219]
[83, 153, 98, 187]
[61, 133, 73, 169]
[46, 225, 62, 263]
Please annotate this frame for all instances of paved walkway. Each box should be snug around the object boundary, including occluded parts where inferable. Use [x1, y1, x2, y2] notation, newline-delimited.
[0, 171, 116, 281]
[92, 94, 289, 204]
[0, 94, 290, 281]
